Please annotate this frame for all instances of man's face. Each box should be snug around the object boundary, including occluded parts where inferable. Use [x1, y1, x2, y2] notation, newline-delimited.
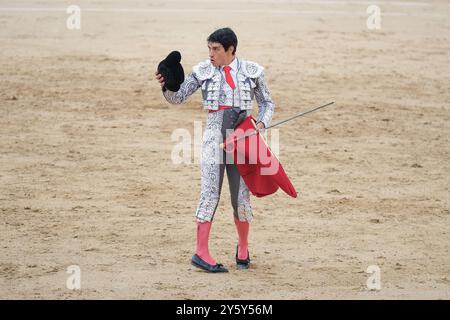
[208, 42, 234, 67]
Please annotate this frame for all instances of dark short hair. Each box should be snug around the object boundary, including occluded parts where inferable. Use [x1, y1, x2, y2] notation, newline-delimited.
[207, 27, 238, 55]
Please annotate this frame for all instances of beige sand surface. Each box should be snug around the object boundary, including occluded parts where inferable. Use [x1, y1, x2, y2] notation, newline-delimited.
[1, 0, 449, 299]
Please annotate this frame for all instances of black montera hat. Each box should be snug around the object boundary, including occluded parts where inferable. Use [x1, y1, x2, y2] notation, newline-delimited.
[157, 51, 184, 92]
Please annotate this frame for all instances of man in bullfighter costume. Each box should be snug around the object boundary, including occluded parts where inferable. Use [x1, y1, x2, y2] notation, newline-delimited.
[155, 27, 275, 273]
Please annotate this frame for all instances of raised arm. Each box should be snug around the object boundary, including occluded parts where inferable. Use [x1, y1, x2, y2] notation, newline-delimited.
[160, 72, 202, 105]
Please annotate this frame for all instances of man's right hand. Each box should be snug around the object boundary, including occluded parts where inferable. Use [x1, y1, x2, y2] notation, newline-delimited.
[155, 71, 165, 89]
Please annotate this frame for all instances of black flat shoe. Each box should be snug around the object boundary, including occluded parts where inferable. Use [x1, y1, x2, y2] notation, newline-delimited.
[191, 254, 229, 273]
[235, 245, 250, 269]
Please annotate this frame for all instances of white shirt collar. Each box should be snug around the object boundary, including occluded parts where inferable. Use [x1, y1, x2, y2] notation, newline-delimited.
[221, 57, 238, 71]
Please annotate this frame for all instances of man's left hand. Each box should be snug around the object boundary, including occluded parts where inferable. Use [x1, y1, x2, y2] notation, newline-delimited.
[256, 122, 265, 132]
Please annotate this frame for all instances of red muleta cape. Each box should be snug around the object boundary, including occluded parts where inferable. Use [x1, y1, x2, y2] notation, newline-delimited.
[223, 116, 297, 198]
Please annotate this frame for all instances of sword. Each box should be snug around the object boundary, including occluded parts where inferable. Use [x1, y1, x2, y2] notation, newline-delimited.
[220, 101, 335, 149]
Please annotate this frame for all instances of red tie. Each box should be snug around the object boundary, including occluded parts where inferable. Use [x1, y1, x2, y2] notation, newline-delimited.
[223, 65, 235, 89]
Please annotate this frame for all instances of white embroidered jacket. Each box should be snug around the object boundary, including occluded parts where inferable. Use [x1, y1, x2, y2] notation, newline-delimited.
[162, 58, 275, 128]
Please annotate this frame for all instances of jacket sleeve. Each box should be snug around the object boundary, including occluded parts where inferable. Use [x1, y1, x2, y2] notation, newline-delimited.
[162, 72, 202, 104]
[254, 71, 275, 128]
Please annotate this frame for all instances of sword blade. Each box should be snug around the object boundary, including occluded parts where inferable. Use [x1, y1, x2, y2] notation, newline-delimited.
[221, 101, 335, 148]
[265, 101, 334, 131]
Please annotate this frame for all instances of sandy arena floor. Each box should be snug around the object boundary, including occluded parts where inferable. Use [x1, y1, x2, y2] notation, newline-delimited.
[1, 0, 449, 299]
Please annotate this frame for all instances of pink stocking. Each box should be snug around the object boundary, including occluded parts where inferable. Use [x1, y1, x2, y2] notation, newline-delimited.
[234, 218, 249, 260]
[196, 221, 216, 265]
